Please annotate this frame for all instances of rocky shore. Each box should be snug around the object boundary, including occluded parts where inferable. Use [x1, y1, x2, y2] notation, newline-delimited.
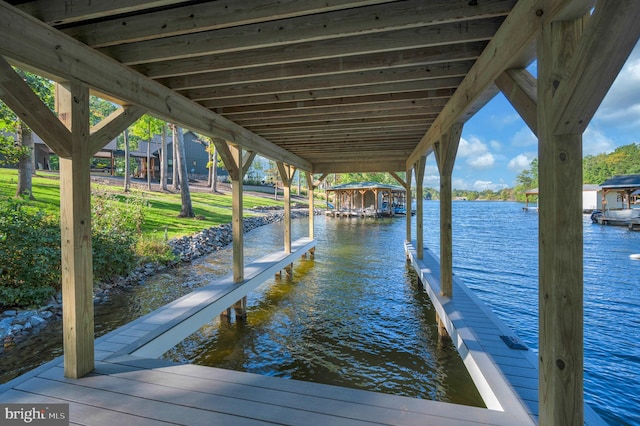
[1, 208, 310, 346]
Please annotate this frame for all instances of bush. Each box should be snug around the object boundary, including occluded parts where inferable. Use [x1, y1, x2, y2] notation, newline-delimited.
[0, 199, 61, 308]
[136, 237, 177, 265]
[91, 192, 145, 282]
[0, 192, 150, 308]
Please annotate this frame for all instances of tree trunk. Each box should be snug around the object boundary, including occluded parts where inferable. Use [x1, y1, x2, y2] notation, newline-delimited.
[160, 125, 168, 191]
[207, 143, 213, 187]
[174, 126, 194, 217]
[211, 144, 218, 193]
[146, 132, 152, 190]
[123, 128, 130, 192]
[30, 131, 37, 176]
[172, 127, 180, 191]
[15, 123, 34, 200]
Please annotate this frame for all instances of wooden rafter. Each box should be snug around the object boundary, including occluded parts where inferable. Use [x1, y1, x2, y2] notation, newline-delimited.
[0, 2, 310, 171]
[97, 1, 512, 65]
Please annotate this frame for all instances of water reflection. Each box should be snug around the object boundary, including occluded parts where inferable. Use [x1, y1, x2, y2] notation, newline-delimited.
[165, 217, 485, 407]
[1, 215, 484, 409]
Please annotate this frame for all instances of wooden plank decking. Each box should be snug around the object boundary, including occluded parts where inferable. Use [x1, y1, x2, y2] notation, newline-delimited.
[404, 242, 606, 426]
[0, 240, 604, 425]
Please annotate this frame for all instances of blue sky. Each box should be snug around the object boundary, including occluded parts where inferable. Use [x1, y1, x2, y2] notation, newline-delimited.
[422, 42, 640, 191]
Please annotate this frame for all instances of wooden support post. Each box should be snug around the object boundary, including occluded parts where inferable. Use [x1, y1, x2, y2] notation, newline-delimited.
[406, 168, 413, 244]
[233, 296, 247, 320]
[537, 17, 585, 426]
[306, 172, 315, 240]
[284, 183, 291, 252]
[231, 146, 244, 283]
[277, 162, 296, 254]
[435, 312, 449, 340]
[220, 307, 232, 321]
[434, 124, 462, 298]
[414, 156, 426, 259]
[56, 82, 94, 379]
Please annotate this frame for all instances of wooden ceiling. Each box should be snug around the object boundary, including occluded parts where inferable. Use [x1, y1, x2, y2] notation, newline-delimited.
[2, 0, 528, 174]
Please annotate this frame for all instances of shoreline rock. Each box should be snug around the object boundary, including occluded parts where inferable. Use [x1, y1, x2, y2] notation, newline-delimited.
[1, 208, 310, 345]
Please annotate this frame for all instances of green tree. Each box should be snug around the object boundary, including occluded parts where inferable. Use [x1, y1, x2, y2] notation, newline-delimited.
[583, 143, 640, 184]
[514, 158, 538, 201]
[0, 68, 54, 199]
[130, 114, 165, 190]
[89, 96, 118, 126]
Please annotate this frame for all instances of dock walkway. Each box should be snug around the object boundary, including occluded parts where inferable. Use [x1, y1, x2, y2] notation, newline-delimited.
[405, 242, 605, 426]
[0, 241, 603, 425]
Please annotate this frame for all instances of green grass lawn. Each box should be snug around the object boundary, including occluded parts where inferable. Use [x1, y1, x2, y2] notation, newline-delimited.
[0, 168, 289, 239]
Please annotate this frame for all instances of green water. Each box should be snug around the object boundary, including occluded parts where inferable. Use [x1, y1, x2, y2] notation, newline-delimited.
[164, 217, 485, 406]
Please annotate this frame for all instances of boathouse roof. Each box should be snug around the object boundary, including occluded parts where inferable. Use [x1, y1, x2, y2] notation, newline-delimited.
[583, 184, 601, 191]
[599, 174, 640, 189]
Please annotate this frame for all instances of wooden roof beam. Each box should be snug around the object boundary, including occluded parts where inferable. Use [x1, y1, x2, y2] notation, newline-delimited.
[407, 0, 595, 168]
[0, 1, 311, 171]
[180, 62, 473, 101]
[158, 43, 486, 90]
[313, 159, 406, 174]
[61, 0, 402, 47]
[98, 1, 513, 65]
[14, 0, 185, 26]
[553, 1, 640, 135]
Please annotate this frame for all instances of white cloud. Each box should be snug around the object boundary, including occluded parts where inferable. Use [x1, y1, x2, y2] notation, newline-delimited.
[583, 127, 615, 156]
[425, 164, 439, 175]
[424, 174, 440, 188]
[457, 136, 495, 169]
[468, 152, 495, 168]
[451, 178, 508, 191]
[510, 126, 537, 147]
[472, 180, 508, 191]
[452, 177, 468, 189]
[595, 42, 640, 130]
[508, 153, 535, 172]
[458, 136, 487, 157]
[490, 140, 502, 151]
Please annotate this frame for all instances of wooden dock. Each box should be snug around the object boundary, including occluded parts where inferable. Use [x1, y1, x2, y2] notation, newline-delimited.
[404, 242, 606, 426]
[0, 240, 604, 425]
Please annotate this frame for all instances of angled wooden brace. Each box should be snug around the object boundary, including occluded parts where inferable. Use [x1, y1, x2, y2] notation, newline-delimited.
[212, 138, 240, 181]
[89, 105, 146, 156]
[495, 69, 537, 135]
[241, 151, 257, 178]
[276, 161, 297, 187]
[433, 123, 462, 177]
[0, 56, 72, 157]
[389, 171, 408, 190]
[553, 0, 640, 135]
